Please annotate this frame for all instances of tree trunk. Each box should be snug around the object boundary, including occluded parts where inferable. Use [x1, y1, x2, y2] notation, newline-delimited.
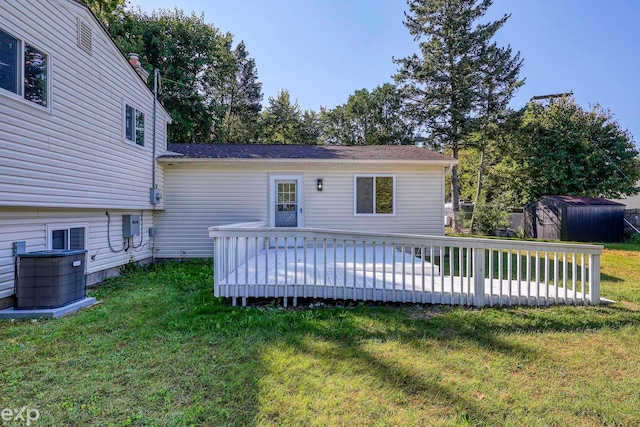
[451, 146, 462, 232]
[469, 146, 485, 233]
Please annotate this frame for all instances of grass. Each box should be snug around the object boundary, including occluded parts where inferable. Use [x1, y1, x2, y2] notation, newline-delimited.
[1, 243, 639, 426]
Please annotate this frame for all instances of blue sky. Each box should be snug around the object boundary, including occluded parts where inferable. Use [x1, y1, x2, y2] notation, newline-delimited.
[131, 0, 640, 143]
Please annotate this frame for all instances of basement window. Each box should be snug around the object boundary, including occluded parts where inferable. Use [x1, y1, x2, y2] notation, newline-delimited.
[47, 225, 87, 250]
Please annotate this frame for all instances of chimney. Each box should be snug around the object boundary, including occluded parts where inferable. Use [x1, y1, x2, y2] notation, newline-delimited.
[128, 53, 149, 83]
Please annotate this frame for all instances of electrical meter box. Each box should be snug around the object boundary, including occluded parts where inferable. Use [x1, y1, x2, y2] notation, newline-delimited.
[122, 215, 141, 237]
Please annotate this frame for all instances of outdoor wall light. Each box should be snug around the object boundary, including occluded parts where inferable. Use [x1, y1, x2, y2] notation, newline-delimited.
[317, 178, 323, 191]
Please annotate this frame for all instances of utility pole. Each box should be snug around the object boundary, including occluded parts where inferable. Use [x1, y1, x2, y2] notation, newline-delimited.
[531, 92, 573, 101]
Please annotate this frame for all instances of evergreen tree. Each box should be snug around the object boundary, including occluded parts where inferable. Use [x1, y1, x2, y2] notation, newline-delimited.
[394, 0, 519, 231]
[211, 41, 263, 143]
[299, 110, 321, 145]
[261, 90, 305, 144]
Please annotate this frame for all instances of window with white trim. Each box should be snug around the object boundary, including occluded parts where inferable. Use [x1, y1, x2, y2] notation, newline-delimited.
[47, 225, 86, 250]
[124, 103, 145, 146]
[0, 27, 49, 108]
[354, 175, 395, 215]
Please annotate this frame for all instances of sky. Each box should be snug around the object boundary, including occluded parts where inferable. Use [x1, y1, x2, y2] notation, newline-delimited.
[130, 0, 640, 143]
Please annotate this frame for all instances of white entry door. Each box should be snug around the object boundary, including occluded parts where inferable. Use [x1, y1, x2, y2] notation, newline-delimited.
[269, 175, 304, 228]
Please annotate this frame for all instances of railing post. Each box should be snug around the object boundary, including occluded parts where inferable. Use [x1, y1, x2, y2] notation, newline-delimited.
[473, 248, 485, 307]
[213, 236, 219, 297]
[590, 253, 601, 304]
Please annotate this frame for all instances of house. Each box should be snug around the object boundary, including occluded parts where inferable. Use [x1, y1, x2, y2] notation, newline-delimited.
[524, 196, 625, 242]
[0, 2, 606, 310]
[154, 144, 456, 259]
[0, 0, 172, 308]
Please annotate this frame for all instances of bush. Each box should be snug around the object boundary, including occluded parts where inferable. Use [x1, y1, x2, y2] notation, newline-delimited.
[627, 233, 640, 245]
[473, 203, 511, 235]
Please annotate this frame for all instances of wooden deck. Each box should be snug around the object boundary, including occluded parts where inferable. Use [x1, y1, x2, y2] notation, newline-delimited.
[210, 226, 602, 307]
[217, 245, 591, 306]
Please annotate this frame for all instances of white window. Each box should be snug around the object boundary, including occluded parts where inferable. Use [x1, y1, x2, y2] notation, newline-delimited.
[125, 103, 145, 146]
[0, 27, 49, 108]
[354, 175, 395, 215]
[46, 225, 87, 250]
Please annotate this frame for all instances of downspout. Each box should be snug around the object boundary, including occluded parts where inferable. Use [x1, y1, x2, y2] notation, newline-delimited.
[152, 68, 158, 193]
[151, 69, 159, 261]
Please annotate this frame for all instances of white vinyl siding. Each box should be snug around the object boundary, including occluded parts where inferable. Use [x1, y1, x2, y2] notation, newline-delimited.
[0, 0, 170, 297]
[154, 166, 269, 259]
[0, 0, 170, 210]
[0, 208, 155, 297]
[155, 162, 445, 259]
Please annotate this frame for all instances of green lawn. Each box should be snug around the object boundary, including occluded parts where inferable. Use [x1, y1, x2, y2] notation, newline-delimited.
[1, 244, 639, 426]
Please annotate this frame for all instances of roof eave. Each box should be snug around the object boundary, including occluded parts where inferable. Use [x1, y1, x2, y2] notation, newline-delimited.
[157, 157, 457, 167]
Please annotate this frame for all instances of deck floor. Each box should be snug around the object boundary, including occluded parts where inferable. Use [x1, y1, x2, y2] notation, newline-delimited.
[217, 246, 590, 306]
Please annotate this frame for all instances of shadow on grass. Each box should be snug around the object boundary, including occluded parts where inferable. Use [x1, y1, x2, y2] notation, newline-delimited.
[601, 272, 624, 283]
[176, 296, 640, 424]
[5, 260, 638, 426]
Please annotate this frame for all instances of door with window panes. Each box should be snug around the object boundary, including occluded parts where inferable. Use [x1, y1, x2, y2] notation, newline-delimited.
[275, 180, 299, 227]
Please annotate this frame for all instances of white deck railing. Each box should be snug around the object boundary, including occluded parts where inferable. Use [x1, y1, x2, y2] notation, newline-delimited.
[209, 225, 602, 307]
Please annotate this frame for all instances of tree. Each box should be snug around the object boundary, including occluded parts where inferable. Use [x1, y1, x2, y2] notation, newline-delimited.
[299, 110, 322, 145]
[462, 109, 524, 206]
[108, 9, 256, 143]
[320, 84, 413, 145]
[394, 0, 519, 231]
[210, 41, 263, 143]
[319, 105, 351, 145]
[513, 96, 640, 202]
[469, 44, 524, 231]
[82, 0, 127, 26]
[261, 89, 306, 144]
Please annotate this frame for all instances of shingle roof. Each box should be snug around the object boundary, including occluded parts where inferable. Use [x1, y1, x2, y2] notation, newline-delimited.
[541, 196, 624, 206]
[162, 143, 455, 162]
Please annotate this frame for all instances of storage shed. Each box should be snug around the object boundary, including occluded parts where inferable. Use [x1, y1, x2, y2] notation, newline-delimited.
[524, 196, 625, 243]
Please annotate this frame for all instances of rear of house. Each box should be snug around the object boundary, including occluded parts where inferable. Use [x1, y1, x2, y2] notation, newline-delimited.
[0, 0, 171, 307]
[154, 144, 455, 259]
